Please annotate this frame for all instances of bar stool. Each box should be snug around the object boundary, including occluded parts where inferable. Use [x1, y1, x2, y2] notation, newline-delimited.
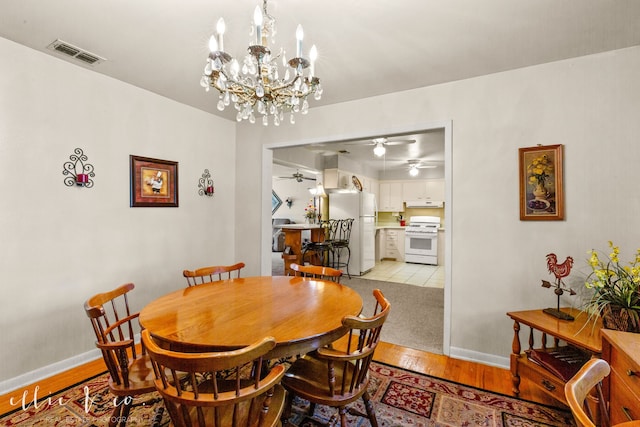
[301, 220, 333, 266]
[328, 218, 354, 278]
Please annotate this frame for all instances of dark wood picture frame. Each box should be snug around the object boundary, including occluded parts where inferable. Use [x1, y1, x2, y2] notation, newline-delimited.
[519, 144, 564, 220]
[130, 155, 178, 207]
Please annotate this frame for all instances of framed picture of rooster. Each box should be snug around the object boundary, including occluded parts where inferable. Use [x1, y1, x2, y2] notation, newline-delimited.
[519, 144, 564, 221]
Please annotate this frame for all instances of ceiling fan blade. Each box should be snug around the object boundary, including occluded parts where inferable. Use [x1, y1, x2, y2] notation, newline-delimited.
[384, 139, 415, 146]
[343, 140, 376, 146]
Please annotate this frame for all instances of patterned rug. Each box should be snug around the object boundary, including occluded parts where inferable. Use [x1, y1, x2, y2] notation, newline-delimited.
[0, 361, 575, 426]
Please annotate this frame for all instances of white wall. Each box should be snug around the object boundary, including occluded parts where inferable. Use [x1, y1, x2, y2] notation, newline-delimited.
[237, 46, 640, 364]
[0, 38, 237, 388]
[3, 34, 640, 389]
[271, 178, 316, 224]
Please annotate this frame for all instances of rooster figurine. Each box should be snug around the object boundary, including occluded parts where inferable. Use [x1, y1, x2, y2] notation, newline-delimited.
[541, 253, 576, 320]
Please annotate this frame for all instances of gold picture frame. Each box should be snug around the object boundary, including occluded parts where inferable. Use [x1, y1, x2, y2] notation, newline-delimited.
[519, 144, 564, 221]
[130, 155, 179, 207]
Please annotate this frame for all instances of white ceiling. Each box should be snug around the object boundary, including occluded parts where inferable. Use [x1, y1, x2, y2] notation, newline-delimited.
[273, 129, 447, 178]
[2, 0, 639, 173]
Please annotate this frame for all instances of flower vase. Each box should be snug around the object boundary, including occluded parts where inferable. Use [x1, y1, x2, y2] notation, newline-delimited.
[532, 183, 548, 200]
[602, 305, 640, 333]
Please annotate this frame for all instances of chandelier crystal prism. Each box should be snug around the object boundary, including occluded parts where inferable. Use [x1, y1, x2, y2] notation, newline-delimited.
[200, 0, 322, 126]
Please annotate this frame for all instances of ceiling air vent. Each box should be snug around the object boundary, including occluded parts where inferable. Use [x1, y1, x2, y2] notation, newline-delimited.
[46, 39, 106, 66]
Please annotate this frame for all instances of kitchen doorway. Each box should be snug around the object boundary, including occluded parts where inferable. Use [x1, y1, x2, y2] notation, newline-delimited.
[263, 120, 452, 355]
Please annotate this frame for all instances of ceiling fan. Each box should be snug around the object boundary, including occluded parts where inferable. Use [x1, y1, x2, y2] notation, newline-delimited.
[406, 160, 438, 176]
[346, 137, 416, 157]
[277, 170, 316, 183]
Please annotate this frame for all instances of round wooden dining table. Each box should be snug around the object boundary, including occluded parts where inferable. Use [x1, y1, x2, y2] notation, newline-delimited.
[138, 276, 363, 359]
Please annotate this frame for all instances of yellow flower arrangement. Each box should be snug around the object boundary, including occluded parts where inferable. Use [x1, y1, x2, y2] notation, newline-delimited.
[584, 241, 640, 332]
[527, 154, 554, 188]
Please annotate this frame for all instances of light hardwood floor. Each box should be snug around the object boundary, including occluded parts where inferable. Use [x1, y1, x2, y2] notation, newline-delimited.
[0, 341, 564, 416]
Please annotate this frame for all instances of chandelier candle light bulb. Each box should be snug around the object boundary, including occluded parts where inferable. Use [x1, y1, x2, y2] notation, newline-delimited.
[254, 6, 262, 45]
[296, 25, 303, 57]
[216, 18, 225, 51]
[309, 45, 317, 77]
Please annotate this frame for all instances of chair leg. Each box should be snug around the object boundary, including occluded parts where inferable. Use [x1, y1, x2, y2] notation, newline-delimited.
[362, 391, 379, 427]
[281, 390, 295, 426]
[108, 404, 123, 427]
[342, 247, 352, 279]
[339, 406, 348, 427]
[119, 399, 134, 427]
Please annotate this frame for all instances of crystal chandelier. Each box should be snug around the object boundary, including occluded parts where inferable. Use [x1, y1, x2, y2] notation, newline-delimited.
[200, 0, 322, 125]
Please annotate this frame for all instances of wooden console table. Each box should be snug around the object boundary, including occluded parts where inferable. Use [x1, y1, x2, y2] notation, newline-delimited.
[507, 308, 602, 406]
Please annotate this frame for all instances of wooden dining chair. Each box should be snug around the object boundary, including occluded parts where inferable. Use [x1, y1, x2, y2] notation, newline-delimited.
[281, 289, 391, 427]
[141, 329, 287, 427]
[183, 262, 245, 286]
[288, 262, 343, 283]
[84, 283, 161, 427]
[563, 358, 639, 427]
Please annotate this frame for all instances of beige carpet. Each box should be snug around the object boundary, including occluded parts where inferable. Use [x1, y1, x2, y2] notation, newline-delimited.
[343, 276, 444, 354]
[272, 251, 444, 354]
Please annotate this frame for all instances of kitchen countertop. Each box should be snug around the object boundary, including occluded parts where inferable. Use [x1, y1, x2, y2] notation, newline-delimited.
[376, 223, 406, 229]
[376, 223, 446, 231]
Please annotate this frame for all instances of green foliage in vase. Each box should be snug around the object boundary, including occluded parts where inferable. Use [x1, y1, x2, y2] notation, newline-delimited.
[584, 241, 640, 331]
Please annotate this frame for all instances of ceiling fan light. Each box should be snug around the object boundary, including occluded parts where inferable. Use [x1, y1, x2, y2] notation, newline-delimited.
[409, 165, 419, 176]
[373, 142, 386, 157]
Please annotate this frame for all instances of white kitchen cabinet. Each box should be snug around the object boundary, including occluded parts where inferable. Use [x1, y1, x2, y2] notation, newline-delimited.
[402, 181, 427, 200]
[338, 170, 353, 189]
[324, 168, 353, 189]
[382, 228, 405, 261]
[323, 168, 339, 189]
[362, 177, 378, 199]
[324, 169, 376, 193]
[425, 179, 445, 201]
[402, 179, 445, 201]
[378, 182, 403, 211]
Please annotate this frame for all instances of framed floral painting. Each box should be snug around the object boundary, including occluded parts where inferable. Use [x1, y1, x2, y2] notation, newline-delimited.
[518, 144, 564, 220]
[130, 155, 179, 207]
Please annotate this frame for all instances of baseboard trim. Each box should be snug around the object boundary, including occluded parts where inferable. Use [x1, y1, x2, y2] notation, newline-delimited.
[0, 348, 102, 395]
[449, 346, 510, 370]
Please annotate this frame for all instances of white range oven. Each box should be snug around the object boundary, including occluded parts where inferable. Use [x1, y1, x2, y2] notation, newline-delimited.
[404, 216, 440, 265]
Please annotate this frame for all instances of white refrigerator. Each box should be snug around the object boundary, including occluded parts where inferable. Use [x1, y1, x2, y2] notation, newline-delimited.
[328, 191, 377, 275]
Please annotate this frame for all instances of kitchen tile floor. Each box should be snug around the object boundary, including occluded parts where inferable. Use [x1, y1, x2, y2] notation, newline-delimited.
[272, 252, 444, 289]
[362, 260, 445, 288]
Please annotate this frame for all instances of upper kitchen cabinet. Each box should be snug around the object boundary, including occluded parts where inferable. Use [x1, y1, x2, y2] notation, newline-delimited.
[378, 182, 403, 211]
[362, 177, 379, 200]
[402, 179, 445, 201]
[324, 168, 354, 190]
[324, 169, 378, 199]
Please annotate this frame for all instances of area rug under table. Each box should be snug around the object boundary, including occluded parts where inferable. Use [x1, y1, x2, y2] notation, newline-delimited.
[0, 361, 574, 426]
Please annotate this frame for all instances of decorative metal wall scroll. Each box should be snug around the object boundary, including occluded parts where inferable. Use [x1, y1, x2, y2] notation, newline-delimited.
[198, 169, 214, 197]
[63, 148, 95, 187]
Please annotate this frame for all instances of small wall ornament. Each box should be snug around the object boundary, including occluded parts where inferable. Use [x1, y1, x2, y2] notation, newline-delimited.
[198, 169, 214, 197]
[63, 148, 95, 187]
[541, 253, 576, 320]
